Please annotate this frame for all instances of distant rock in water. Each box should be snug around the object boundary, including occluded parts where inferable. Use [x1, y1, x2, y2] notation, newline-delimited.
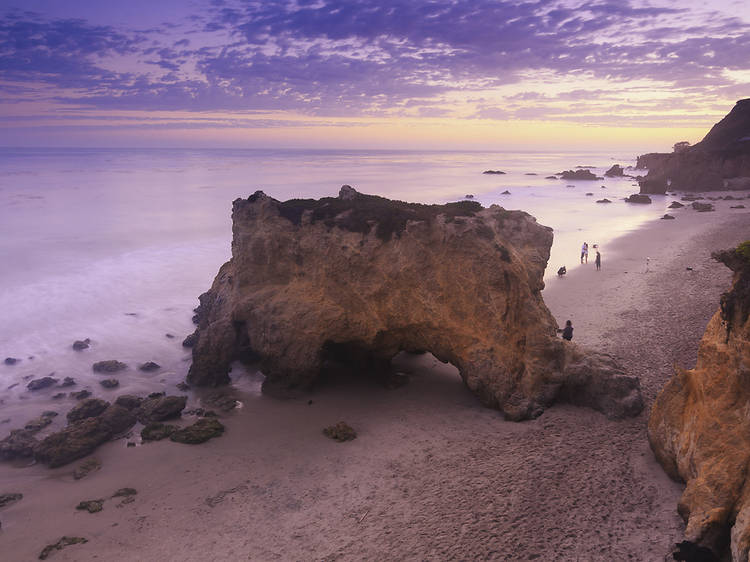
[558, 169, 601, 180]
[625, 194, 652, 204]
[649, 243, 750, 561]
[186, 186, 643, 421]
[596, 198, 612, 204]
[72, 339, 90, 351]
[691, 202, 715, 212]
[501, 190, 511, 195]
[27, 376, 58, 391]
[637, 99, 750, 193]
[604, 164, 624, 177]
[482, 170, 505, 174]
[4, 357, 19, 365]
[138, 361, 160, 372]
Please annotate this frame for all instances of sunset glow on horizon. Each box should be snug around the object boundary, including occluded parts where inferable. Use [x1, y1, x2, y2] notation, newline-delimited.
[1, 0, 748, 152]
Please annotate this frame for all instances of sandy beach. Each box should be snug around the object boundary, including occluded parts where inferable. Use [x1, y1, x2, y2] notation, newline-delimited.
[1, 201, 748, 561]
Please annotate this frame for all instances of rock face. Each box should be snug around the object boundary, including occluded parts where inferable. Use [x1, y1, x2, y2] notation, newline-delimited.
[637, 99, 750, 193]
[648, 243, 750, 560]
[559, 169, 601, 180]
[604, 164, 624, 177]
[187, 187, 643, 421]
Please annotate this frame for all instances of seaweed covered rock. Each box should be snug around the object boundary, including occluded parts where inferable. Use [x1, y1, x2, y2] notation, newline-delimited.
[141, 422, 177, 441]
[323, 421, 357, 442]
[136, 395, 187, 423]
[66, 399, 109, 423]
[169, 418, 224, 444]
[35, 418, 112, 468]
[187, 187, 642, 421]
[649, 242, 750, 560]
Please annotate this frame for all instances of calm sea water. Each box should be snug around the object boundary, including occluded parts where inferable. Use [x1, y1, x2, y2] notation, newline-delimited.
[0, 147, 668, 423]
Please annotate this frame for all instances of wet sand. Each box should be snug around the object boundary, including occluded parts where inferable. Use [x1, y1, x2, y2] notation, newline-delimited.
[0, 202, 748, 561]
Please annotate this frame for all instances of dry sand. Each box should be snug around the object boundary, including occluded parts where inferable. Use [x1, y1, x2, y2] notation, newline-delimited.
[1, 202, 748, 561]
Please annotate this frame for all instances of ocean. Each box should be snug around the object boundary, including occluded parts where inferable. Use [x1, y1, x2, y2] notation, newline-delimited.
[0, 147, 669, 424]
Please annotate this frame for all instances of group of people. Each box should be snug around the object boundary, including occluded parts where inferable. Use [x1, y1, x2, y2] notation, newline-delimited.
[580, 242, 601, 270]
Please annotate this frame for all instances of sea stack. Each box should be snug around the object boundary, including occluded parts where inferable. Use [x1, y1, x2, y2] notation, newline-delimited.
[649, 242, 750, 559]
[186, 186, 643, 421]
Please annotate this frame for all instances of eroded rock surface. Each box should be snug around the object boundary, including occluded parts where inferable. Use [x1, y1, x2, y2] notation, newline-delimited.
[637, 99, 750, 193]
[187, 187, 643, 421]
[649, 243, 750, 560]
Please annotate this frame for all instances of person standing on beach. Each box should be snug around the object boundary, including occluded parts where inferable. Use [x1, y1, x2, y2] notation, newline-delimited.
[581, 242, 588, 264]
[559, 320, 573, 341]
[595, 250, 601, 271]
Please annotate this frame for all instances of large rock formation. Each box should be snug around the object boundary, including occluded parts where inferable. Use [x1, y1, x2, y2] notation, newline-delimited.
[649, 242, 750, 560]
[186, 186, 643, 421]
[637, 99, 750, 193]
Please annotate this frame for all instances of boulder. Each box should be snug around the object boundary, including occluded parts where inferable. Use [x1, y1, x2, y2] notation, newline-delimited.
[27, 376, 58, 391]
[668, 201, 685, 209]
[138, 361, 161, 372]
[76, 499, 103, 513]
[604, 164, 624, 177]
[136, 395, 187, 423]
[99, 405, 136, 435]
[169, 418, 225, 444]
[60, 377, 76, 387]
[72, 339, 90, 351]
[182, 331, 198, 348]
[186, 188, 642, 421]
[596, 198, 612, 204]
[141, 422, 177, 441]
[661, 214, 676, 220]
[99, 379, 119, 389]
[92, 360, 127, 373]
[482, 170, 505, 174]
[114, 395, 143, 411]
[73, 458, 102, 480]
[66, 399, 109, 423]
[35, 417, 112, 467]
[0, 492, 22, 508]
[4, 357, 19, 365]
[0, 429, 38, 460]
[649, 243, 750, 560]
[559, 169, 601, 180]
[69, 390, 91, 400]
[691, 202, 715, 212]
[625, 194, 652, 204]
[323, 421, 357, 442]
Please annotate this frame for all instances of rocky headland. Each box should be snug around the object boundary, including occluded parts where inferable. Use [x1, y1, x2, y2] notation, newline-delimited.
[186, 186, 643, 421]
[649, 242, 750, 560]
[637, 99, 750, 193]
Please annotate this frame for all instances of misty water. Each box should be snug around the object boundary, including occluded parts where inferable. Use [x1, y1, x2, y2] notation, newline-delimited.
[0, 147, 669, 426]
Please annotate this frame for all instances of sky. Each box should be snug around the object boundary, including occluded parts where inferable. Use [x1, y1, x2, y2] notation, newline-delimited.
[0, 0, 748, 151]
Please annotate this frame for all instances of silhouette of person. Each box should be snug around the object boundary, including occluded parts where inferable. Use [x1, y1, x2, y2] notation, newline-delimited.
[595, 250, 601, 271]
[559, 320, 573, 341]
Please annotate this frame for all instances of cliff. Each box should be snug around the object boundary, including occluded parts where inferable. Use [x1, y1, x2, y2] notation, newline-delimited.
[186, 186, 643, 421]
[637, 99, 750, 193]
[648, 242, 750, 560]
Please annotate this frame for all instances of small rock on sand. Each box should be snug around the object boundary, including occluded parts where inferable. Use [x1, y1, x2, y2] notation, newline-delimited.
[0, 492, 23, 508]
[141, 422, 177, 441]
[39, 536, 88, 560]
[73, 458, 102, 480]
[76, 499, 103, 513]
[169, 418, 225, 444]
[323, 421, 357, 442]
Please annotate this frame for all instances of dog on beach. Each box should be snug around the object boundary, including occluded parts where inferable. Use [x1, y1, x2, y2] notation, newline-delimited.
[557, 266, 567, 277]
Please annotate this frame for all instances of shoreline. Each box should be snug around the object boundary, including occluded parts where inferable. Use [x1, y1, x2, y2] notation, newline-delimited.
[1, 200, 748, 560]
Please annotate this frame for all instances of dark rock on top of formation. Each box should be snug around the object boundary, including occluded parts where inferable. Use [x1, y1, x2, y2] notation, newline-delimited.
[323, 421, 357, 442]
[668, 201, 685, 209]
[141, 422, 177, 441]
[604, 164, 625, 177]
[27, 376, 58, 391]
[482, 170, 505, 174]
[114, 395, 143, 410]
[186, 187, 643, 422]
[138, 361, 160, 372]
[637, 99, 750, 193]
[625, 194, 652, 204]
[136, 395, 187, 424]
[558, 169, 601, 180]
[99, 379, 119, 389]
[92, 360, 127, 373]
[4, 357, 19, 365]
[112, 487, 137, 498]
[0, 492, 23, 508]
[169, 418, 225, 444]
[70, 390, 91, 400]
[72, 339, 90, 351]
[649, 243, 750, 560]
[38, 536, 88, 560]
[691, 202, 715, 212]
[67, 399, 110, 423]
[596, 198, 612, 203]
